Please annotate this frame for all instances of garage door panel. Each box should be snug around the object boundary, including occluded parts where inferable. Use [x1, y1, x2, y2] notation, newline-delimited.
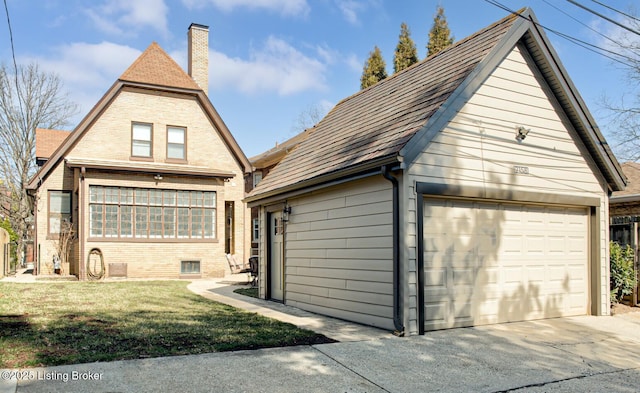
[423, 198, 589, 330]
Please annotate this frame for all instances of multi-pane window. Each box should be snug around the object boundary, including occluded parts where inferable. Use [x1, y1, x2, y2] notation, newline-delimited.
[253, 172, 262, 188]
[132, 122, 152, 157]
[167, 127, 186, 160]
[89, 186, 216, 240]
[252, 218, 259, 242]
[49, 191, 71, 236]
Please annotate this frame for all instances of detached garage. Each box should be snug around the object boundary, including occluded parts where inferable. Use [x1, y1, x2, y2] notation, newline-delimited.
[246, 8, 626, 336]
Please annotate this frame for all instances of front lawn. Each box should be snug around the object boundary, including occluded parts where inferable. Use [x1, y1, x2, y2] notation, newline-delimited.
[0, 281, 332, 368]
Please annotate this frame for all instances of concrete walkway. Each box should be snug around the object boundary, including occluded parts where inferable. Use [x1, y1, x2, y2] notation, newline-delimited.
[2, 276, 640, 392]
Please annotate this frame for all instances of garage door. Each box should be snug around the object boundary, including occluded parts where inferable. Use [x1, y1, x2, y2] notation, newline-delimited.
[423, 198, 589, 331]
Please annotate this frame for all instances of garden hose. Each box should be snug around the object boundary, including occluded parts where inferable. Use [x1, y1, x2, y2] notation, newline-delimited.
[86, 248, 105, 280]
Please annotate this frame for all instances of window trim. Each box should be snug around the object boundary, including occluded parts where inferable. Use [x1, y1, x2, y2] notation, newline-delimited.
[48, 190, 71, 239]
[88, 186, 217, 243]
[166, 125, 187, 163]
[131, 122, 153, 159]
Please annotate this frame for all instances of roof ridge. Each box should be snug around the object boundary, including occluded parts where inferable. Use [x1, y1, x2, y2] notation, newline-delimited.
[119, 41, 201, 90]
[334, 8, 528, 110]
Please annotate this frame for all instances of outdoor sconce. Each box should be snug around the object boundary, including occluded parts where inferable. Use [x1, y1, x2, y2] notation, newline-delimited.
[153, 174, 163, 181]
[515, 126, 530, 142]
[283, 206, 292, 222]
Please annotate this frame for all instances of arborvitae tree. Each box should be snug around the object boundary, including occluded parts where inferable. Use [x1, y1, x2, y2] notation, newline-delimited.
[393, 22, 418, 74]
[426, 6, 454, 57]
[360, 46, 388, 89]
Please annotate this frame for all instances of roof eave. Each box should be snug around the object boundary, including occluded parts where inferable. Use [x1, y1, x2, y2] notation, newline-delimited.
[246, 155, 400, 206]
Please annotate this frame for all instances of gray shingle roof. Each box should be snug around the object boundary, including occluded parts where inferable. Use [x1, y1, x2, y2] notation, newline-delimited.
[248, 10, 520, 198]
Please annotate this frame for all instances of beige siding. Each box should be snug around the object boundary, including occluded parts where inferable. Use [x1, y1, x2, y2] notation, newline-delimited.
[404, 44, 610, 334]
[282, 176, 395, 329]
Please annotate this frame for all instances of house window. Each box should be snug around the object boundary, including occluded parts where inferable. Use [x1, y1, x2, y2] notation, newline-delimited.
[253, 172, 262, 188]
[49, 191, 71, 236]
[89, 185, 216, 240]
[167, 126, 186, 160]
[181, 260, 200, 274]
[132, 122, 152, 158]
[252, 218, 259, 242]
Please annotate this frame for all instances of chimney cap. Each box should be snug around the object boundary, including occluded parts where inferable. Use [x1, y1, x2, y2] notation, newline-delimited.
[189, 23, 209, 31]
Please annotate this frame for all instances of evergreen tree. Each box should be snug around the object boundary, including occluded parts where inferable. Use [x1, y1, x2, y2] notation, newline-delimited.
[426, 6, 454, 57]
[360, 46, 388, 89]
[393, 22, 418, 74]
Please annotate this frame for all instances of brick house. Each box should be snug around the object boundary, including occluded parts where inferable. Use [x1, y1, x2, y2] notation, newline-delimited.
[27, 24, 251, 279]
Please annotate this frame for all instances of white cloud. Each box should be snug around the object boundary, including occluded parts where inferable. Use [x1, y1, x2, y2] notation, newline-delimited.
[209, 36, 327, 95]
[85, 0, 170, 37]
[334, 0, 380, 25]
[21, 42, 142, 125]
[182, 0, 309, 17]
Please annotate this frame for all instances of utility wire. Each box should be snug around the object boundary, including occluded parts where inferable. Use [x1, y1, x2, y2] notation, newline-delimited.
[3, 0, 25, 120]
[542, 0, 626, 49]
[590, 0, 640, 24]
[483, 0, 635, 68]
[566, 0, 640, 37]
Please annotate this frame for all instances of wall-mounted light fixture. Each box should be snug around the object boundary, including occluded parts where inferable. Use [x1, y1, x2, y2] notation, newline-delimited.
[283, 205, 292, 222]
[515, 126, 530, 142]
[153, 174, 163, 181]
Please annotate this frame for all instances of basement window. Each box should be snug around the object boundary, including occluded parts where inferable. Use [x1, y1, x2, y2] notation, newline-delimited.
[181, 260, 200, 274]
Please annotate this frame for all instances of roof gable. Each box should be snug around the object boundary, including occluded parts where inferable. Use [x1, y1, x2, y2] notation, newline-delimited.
[28, 42, 251, 190]
[248, 10, 520, 198]
[248, 8, 625, 200]
[119, 42, 201, 90]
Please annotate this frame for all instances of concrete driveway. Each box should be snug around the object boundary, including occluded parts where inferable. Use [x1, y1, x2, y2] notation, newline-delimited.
[2, 279, 640, 392]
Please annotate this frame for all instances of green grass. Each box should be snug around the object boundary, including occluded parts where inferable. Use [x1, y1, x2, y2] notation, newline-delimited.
[233, 287, 258, 298]
[0, 281, 333, 368]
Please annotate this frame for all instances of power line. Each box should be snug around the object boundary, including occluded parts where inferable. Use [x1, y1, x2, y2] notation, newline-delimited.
[483, 0, 635, 68]
[566, 0, 640, 37]
[590, 0, 640, 24]
[3, 0, 24, 119]
[542, 0, 627, 49]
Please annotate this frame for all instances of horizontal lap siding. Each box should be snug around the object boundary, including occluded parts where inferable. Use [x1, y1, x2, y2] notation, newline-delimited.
[285, 176, 395, 329]
[404, 44, 609, 333]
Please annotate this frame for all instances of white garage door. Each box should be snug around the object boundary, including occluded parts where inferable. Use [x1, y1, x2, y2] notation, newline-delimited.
[423, 198, 589, 331]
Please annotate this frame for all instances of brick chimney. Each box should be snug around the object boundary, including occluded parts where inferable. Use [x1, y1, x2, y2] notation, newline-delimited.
[188, 23, 209, 95]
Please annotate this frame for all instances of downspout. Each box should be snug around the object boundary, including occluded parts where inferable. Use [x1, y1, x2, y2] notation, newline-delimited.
[381, 165, 404, 336]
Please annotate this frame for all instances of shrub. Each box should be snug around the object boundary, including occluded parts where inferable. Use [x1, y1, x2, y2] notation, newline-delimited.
[610, 241, 636, 303]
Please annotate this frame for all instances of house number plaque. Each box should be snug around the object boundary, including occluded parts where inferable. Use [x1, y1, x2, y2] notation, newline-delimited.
[514, 166, 529, 175]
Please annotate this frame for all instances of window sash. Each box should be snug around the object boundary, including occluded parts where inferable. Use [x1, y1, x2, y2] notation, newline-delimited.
[167, 127, 185, 160]
[132, 123, 152, 157]
[89, 186, 216, 240]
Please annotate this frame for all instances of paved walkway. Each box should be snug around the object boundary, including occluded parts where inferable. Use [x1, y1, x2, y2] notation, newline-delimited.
[2, 274, 640, 392]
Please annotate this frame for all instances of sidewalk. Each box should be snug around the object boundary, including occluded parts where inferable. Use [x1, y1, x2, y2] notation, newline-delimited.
[2, 277, 640, 392]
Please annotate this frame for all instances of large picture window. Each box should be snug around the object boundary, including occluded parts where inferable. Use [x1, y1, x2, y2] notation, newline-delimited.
[49, 191, 71, 236]
[89, 186, 216, 240]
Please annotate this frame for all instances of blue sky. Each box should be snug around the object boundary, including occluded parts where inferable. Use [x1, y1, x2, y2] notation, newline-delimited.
[2, 0, 636, 158]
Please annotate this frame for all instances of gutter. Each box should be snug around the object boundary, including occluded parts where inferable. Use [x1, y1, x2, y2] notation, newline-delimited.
[381, 165, 404, 336]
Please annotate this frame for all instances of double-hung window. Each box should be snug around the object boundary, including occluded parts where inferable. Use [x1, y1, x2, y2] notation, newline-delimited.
[49, 191, 71, 237]
[167, 126, 186, 160]
[132, 122, 152, 158]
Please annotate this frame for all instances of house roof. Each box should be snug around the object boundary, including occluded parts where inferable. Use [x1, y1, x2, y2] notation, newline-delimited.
[250, 127, 315, 169]
[611, 162, 640, 202]
[35, 128, 71, 160]
[119, 42, 201, 90]
[247, 8, 625, 202]
[27, 40, 251, 190]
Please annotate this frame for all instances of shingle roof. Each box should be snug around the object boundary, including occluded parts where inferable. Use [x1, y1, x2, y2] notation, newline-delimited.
[613, 162, 640, 197]
[119, 42, 201, 90]
[248, 11, 520, 198]
[35, 128, 71, 160]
